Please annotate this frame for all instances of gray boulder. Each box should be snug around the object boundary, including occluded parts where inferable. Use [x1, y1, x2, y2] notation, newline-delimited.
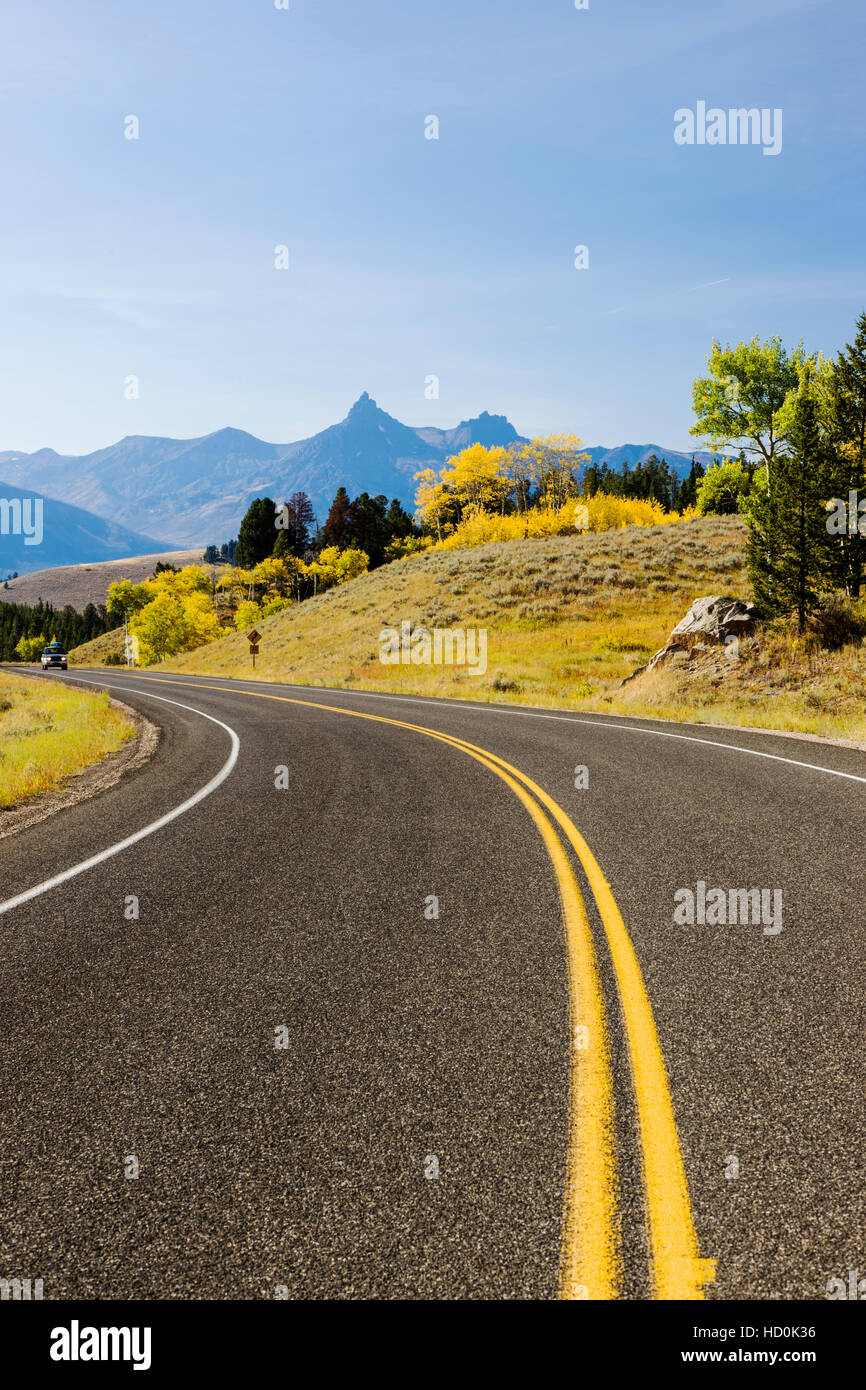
[668, 595, 757, 647]
[619, 595, 757, 686]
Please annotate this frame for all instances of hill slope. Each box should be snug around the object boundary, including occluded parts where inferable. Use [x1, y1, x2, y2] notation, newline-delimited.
[0, 481, 165, 576]
[152, 517, 752, 700]
[70, 519, 866, 741]
[0, 549, 207, 609]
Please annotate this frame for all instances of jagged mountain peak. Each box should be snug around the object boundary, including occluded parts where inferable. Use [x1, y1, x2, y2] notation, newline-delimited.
[346, 391, 381, 417]
[0, 398, 519, 549]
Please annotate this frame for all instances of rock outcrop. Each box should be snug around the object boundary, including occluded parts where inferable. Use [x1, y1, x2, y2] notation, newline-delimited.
[620, 595, 757, 686]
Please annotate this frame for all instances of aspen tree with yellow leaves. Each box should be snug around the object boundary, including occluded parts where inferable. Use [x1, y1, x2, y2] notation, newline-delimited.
[414, 436, 589, 532]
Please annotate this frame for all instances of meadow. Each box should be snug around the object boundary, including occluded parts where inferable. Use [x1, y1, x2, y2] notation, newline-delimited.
[0, 672, 135, 809]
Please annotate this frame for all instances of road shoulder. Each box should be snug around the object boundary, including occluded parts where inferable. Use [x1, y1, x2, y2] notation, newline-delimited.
[0, 693, 159, 841]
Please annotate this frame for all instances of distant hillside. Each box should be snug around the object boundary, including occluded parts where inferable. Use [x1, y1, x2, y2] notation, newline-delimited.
[0, 481, 165, 576]
[0, 548, 207, 610]
[413, 411, 526, 452]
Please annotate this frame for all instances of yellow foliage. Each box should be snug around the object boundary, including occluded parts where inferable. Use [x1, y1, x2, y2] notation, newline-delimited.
[307, 546, 370, 590]
[440, 442, 512, 512]
[414, 466, 456, 539]
[252, 555, 303, 596]
[384, 534, 434, 562]
[126, 570, 224, 662]
[414, 434, 592, 531]
[233, 599, 262, 631]
[434, 497, 688, 550]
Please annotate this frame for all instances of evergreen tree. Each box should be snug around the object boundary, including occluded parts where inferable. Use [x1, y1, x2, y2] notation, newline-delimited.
[236, 497, 277, 567]
[828, 310, 866, 595]
[674, 459, 705, 511]
[385, 497, 415, 540]
[0, 598, 114, 661]
[744, 373, 834, 633]
[348, 493, 388, 567]
[322, 487, 355, 549]
[275, 491, 315, 557]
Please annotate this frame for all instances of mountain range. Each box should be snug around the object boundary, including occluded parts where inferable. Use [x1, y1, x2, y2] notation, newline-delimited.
[0, 393, 725, 572]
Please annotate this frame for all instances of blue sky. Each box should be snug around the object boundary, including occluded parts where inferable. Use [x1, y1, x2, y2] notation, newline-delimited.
[0, 0, 863, 455]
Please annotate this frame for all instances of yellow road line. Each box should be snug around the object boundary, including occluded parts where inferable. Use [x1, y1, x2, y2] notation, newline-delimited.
[122, 674, 619, 1299]
[390, 721, 716, 1301]
[116, 673, 714, 1298]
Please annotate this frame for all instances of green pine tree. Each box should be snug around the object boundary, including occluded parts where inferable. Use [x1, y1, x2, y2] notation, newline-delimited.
[828, 310, 866, 595]
[744, 374, 834, 633]
[236, 497, 277, 567]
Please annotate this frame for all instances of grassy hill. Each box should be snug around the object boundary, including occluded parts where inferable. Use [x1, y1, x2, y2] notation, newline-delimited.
[68, 516, 866, 741]
[0, 549, 209, 610]
[68, 627, 127, 666]
[166, 516, 752, 699]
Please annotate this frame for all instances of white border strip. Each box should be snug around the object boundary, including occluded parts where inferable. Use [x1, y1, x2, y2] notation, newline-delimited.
[0, 687, 240, 917]
[225, 678, 866, 788]
[333, 691, 866, 785]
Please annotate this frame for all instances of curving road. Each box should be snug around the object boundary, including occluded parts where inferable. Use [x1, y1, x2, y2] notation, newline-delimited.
[0, 669, 863, 1301]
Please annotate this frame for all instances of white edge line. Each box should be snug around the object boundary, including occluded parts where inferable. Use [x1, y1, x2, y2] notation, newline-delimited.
[81, 671, 866, 788]
[0, 686, 240, 917]
[343, 693, 866, 784]
[179, 675, 866, 788]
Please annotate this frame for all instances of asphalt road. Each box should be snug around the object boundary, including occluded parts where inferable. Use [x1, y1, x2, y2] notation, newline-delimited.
[0, 669, 863, 1301]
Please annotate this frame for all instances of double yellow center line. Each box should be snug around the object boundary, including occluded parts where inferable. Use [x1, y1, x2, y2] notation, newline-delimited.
[121, 674, 715, 1300]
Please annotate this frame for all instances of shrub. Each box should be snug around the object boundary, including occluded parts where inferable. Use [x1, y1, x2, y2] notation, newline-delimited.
[808, 595, 866, 651]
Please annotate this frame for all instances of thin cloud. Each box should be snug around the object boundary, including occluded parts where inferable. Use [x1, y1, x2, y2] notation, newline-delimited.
[604, 278, 732, 316]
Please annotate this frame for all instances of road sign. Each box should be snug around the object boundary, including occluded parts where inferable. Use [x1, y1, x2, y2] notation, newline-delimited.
[247, 628, 262, 646]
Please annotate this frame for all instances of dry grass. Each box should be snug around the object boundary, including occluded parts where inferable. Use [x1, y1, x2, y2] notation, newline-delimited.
[69, 627, 127, 666]
[146, 515, 751, 692]
[612, 628, 866, 741]
[0, 672, 135, 809]
[68, 514, 866, 741]
[0, 549, 208, 611]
